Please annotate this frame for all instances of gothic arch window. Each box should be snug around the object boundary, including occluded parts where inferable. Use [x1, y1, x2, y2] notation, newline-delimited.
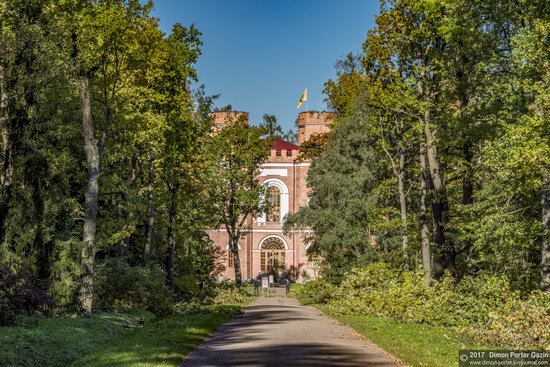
[260, 237, 286, 272]
[266, 186, 281, 222]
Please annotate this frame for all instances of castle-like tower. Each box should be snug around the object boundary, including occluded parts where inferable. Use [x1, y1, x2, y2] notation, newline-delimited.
[210, 110, 249, 131]
[297, 111, 333, 145]
[209, 110, 332, 281]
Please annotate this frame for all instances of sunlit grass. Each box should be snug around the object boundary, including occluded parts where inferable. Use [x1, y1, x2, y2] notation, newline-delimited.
[332, 312, 475, 367]
[71, 313, 232, 367]
[0, 312, 148, 367]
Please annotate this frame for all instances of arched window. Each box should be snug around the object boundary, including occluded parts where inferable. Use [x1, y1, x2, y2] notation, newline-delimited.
[266, 186, 281, 222]
[260, 237, 286, 272]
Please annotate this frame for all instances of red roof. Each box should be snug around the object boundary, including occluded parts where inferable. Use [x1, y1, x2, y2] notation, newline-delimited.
[272, 138, 299, 150]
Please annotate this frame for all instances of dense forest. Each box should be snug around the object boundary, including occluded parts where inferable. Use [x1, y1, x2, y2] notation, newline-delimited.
[289, 0, 549, 350]
[291, 0, 549, 291]
[0, 0, 271, 322]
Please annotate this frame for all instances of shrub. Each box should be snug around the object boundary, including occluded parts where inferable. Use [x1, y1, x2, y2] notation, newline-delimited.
[173, 274, 201, 299]
[171, 283, 253, 316]
[212, 284, 254, 305]
[292, 279, 336, 304]
[470, 291, 550, 348]
[172, 301, 243, 316]
[94, 258, 172, 316]
[0, 265, 54, 325]
[300, 262, 550, 349]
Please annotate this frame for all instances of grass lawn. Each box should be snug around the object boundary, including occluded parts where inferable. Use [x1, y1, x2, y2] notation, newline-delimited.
[330, 312, 475, 367]
[0, 306, 240, 367]
[71, 312, 233, 367]
[0, 310, 155, 367]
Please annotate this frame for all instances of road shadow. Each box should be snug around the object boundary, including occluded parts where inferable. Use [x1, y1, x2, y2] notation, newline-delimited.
[180, 298, 397, 366]
[181, 342, 395, 366]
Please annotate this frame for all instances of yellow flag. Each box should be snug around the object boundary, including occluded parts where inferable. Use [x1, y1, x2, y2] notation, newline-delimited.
[297, 88, 308, 109]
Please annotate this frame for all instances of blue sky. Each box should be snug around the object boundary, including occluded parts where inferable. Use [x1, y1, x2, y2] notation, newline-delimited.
[151, 0, 378, 131]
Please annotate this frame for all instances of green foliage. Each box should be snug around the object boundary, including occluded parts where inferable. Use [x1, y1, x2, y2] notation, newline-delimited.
[287, 104, 382, 279]
[0, 265, 54, 325]
[94, 258, 172, 316]
[172, 282, 255, 316]
[299, 0, 550, 291]
[0, 0, 224, 318]
[211, 284, 255, 305]
[291, 279, 337, 304]
[259, 114, 283, 138]
[474, 291, 550, 349]
[208, 116, 270, 285]
[297, 262, 550, 349]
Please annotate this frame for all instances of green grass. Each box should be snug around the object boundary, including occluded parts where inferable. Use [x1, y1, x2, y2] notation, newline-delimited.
[0, 307, 236, 367]
[0, 311, 153, 367]
[330, 312, 475, 367]
[71, 312, 233, 367]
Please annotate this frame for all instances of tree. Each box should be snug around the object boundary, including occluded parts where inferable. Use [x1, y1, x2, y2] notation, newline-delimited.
[259, 114, 283, 138]
[209, 116, 269, 287]
[70, 0, 160, 313]
[287, 100, 382, 280]
[282, 129, 298, 144]
[297, 0, 549, 291]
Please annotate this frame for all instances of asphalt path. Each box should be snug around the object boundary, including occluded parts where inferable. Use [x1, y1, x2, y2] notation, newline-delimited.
[180, 295, 403, 367]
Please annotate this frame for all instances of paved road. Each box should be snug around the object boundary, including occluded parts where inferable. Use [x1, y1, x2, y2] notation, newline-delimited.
[180, 295, 402, 367]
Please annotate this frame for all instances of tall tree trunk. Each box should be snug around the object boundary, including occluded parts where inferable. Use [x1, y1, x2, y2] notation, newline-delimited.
[230, 235, 243, 288]
[165, 186, 177, 287]
[419, 146, 432, 285]
[0, 64, 13, 246]
[144, 189, 154, 266]
[116, 199, 129, 257]
[398, 150, 409, 270]
[30, 158, 50, 279]
[144, 157, 154, 266]
[423, 110, 449, 278]
[79, 75, 99, 315]
[143, 171, 155, 266]
[459, 71, 474, 276]
[462, 143, 474, 205]
[541, 174, 550, 292]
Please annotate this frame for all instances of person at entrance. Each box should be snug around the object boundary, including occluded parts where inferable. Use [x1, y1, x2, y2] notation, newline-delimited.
[285, 277, 291, 296]
[253, 277, 261, 295]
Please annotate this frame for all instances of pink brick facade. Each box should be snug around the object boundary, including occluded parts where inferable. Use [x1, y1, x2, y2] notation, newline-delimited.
[209, 111, 332, 282]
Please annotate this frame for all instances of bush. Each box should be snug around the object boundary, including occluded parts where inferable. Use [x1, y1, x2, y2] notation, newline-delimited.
[94, 258, 172, 316]
[472, 290, 550, 348]
[172, 301, 243, 316]
[0, 265, 54, 325]
[298, 262, 550, 349]
[291, 279, 337, 304]
[212, 284, 254, 305]
[171, 283, 253, 316]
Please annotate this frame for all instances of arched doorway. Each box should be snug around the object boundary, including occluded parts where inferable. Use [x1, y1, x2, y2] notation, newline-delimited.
[260, 237, 286, 273]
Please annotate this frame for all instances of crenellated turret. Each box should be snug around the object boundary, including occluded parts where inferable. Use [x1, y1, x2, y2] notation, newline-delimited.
[209, 111, 249, 132]
[297, 111, 333, 145]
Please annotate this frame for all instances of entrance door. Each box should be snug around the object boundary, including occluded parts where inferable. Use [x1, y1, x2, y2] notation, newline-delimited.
[260, 237, 286, 273]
